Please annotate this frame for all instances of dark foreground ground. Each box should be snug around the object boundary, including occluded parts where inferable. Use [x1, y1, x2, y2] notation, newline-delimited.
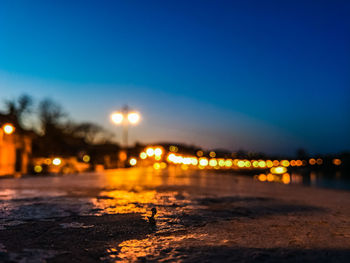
[1, 167, 350, 262]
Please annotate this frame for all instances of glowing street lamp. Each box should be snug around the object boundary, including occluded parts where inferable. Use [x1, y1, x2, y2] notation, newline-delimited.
[110, 105, 141, 147]
[2, 123, 15, 135]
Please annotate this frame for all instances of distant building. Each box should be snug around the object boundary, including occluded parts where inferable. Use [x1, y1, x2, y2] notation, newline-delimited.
[0, 113, 33, 176]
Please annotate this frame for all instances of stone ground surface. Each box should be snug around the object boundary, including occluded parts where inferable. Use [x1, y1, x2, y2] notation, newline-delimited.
[0, 167, 350, 262]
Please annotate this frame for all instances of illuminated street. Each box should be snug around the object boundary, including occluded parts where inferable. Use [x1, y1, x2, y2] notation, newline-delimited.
[1, 168, 350, 262]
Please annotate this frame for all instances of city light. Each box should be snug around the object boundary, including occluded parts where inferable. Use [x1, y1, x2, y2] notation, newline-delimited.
[333, 159, 342, 166]
[2, 123, 15, 135]
[52, 158, 62, 166]
[129, 158, 137, 166]
[140, 152, 147, 159]
[127, 112, 140, 124]
[110, 112, 124, 124]
[83, 155, 90, 163]
[34, 165, 43, 173]
[270, 166, 287, 174]
[146, 148, 155, 156]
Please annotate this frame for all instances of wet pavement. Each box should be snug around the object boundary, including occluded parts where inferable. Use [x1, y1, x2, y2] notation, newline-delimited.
[1, 167, 350, 262]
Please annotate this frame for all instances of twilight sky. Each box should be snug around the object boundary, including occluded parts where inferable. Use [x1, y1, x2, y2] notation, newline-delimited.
[0, 0, 349, 155]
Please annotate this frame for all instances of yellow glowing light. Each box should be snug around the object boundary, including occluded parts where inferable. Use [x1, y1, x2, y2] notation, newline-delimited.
[270, 166, 287, 174]
[154, 148, 163, 156]
[127, 112, 140, 124]
[52, 158, 61, 166]
[218, 159, 225, 167]
[209, 158, 217, 167]
[225, 159, 233, 167]
[45, 159, 51, 165]
[258, 174, 267, 182]
[119, 151, 127, 161]
[333, 158, 341, 166]
[153, 163, 161, 170]
[160, 162, 167, 169]
[191, 158, 198, 165]
[282, 173, 291, 184]
[309, 158, 316, 165]
[129, 158, 137, 166]
[267, 173, 274, 182]
[146, 148, 155, 156]
[199, 158, 208, 166]
[209, 151, 216, 158]
[252, 160, 259, 168]
[169, 145, 178, 152]
[258, 160, 266, 168]
[244, 160, 251, 167]
[196, 150, 203, 157]
[111, 112, 124, 124]
[140, 152, 147, 159]
[237, 160, 245, 168]
[83, 155, 90, 163]
[2, 123, 15, 135]
[281, 160, 290, 167]
[266, 160, 273, 168]
[316, 158, 323, 165]
[155, 155, 161, 161]
[34, 165, 43, 173]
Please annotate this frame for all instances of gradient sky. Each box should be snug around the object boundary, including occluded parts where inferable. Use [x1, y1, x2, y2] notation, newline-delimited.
[0, 0, 349, 155]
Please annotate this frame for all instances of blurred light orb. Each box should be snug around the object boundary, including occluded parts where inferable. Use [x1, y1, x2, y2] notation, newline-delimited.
[34, 165, 43, 173]
[333, 158, 341, 166]
[140, 152, 147, 159]
[258, 160, 266, 168]
[209, 151, 216, 158]
[282, 173, 291, 184]
[3, 124, 15, 135]
[237, 160, 245, 168]
[209, 158, 217, 167]
[169, 145, 178, 152]
[153, 162, 161, 170]
[199, 158, 208, 166]
[146, 148, 155, 156]
[196, 150, 203, 157]
[270, 166, 287, 174]
[83, 155, 90, 163]
[52, 158, 61, 166]
[258, 174, 267, 182]
[154, 148, 163, 156]
[225, 159, 233, 167]
[316, 158, 323, 165]
[129, 158, 137, 166]
[127, 112, 140, 124]
[281, 160, 290, 167]
[267, 173, 274, 182]
[309, 158, 316, 165]
[111, 112, 124, 124]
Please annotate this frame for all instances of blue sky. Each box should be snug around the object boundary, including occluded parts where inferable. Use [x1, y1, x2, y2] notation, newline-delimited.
[0, 0, 349, 155]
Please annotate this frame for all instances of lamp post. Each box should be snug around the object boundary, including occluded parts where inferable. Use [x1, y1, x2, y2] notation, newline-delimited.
[110, 105, 140, 148]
